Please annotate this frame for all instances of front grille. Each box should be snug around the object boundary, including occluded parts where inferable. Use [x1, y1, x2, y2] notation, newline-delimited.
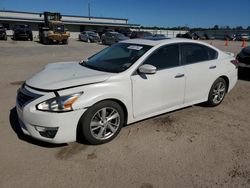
[17, 87, 42, 108]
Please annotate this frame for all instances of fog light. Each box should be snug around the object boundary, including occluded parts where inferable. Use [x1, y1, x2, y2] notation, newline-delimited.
[35, 126, 59, 139]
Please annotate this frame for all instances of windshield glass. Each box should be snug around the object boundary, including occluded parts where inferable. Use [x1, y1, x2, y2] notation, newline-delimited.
[88, 32, 98, 36]
[54, 25, 64, 32]
[116, 33, 126, 38]
[81, 43, 152, 73]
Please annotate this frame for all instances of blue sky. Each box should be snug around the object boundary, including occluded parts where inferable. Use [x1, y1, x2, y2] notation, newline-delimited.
[0, 0, 249, 28]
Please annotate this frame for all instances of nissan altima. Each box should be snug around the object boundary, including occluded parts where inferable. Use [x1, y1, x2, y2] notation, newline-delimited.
[16, 38, 238, 144]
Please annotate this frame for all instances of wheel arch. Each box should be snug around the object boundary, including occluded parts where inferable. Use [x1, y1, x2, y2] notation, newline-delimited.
[219, 75, 229, 93]
[76, 98, 128, 142]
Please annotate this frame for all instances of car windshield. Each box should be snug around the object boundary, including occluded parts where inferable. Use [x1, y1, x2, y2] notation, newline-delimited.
[116, 33, 125, 38]
[87, 31, 97, 36]
[81, 43, 152, 73]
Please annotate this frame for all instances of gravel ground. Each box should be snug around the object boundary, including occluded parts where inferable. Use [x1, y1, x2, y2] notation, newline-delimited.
[0, 39, 250, 188]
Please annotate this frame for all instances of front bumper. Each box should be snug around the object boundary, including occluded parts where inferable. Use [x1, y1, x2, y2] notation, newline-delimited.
[48, 34, 70, 42]
[16, 87, 86, 144]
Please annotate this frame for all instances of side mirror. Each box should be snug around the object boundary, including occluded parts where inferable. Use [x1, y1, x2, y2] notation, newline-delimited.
[138, 64, 157, 74]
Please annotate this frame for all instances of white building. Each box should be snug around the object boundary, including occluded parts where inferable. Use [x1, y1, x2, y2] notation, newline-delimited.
[0, 10, 140, 38]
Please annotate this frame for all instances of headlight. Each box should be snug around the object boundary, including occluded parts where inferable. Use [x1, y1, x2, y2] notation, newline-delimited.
[37, 92, 83, 112]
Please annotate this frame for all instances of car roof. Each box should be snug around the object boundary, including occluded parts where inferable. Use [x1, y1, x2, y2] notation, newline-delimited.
[120, 38, 213, 47]
[108, 32, 120, 34]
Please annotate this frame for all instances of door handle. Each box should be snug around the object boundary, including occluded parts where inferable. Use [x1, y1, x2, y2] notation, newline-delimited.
[209, 65, 216, 69]
[175, 73, 185, 78]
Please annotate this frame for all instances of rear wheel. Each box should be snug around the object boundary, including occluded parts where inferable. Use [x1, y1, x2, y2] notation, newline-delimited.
[207, 78, 227, 107]
[42, 36, 50, 45]
[62, 39, 68, 45]
[29, 34, 33, 41]
[79, 100, 124, 145]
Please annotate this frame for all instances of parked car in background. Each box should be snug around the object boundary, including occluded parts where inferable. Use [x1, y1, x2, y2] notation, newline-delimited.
[145, 34, 168, 40]
[79, 31, 100, 43]
[204, 33, 215, 40]
[116, 29, 132, 37]
[101, 32, 128, 45]
[236, 33, 250, 41]
[225, 34, 236, 41]
[98, 29, 114, 38]
[16, 38, 238, 145]
[237, 46, 250, 68]
[0, 24, 7, 40]
[192, 32, 206, 40]
[176, 32, 193, 39]
[130, 31, 153, 39]
[12, 24, 33, 41]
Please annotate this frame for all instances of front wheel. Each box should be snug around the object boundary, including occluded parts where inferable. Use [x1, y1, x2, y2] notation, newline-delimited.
[62, 39, 68, 45]
[79, 100, 124, 145]
[206, 78, 227, 107]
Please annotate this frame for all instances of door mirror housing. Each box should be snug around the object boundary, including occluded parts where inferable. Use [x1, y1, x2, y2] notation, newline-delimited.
[138, 64, 157, 74]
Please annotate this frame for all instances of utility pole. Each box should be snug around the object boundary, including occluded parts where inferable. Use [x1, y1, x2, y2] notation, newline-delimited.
[88, 3, 91, 20]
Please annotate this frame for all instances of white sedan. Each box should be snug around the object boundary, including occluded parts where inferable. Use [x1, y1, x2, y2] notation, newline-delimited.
[16, 38, 238, 144]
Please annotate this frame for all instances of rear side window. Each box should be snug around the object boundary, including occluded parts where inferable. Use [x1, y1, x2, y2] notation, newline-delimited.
[143, 44, 180, 70]
[181, 43, 218, 65]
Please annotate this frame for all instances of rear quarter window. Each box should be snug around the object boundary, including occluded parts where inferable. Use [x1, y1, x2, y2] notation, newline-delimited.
[181, 43, 218, 65]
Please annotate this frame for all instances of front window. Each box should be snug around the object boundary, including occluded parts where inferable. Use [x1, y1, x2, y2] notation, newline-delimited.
[54, 25, 64, 32]
[81, 43, 152, 73]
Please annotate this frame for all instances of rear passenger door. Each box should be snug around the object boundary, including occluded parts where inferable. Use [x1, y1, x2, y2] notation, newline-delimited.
[181, 43, 219, 104]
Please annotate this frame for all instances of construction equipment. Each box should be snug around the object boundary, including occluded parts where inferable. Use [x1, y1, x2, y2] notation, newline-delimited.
[39, 12, 70, 44]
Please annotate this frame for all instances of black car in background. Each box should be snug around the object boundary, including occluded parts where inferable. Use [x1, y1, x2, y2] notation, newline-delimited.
[0, 24, 7, 40]
[192, 32, 206, 40]
[101, 32, 128, 45]
[13, 24, 33, 41]
[130, 31, 153, 39]
[176, 32, 193, 39]
[237, 46, 250, 68]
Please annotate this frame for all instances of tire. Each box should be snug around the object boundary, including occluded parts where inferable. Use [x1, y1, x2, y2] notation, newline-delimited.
[62, 39, 68, 45]
[42, 36, 50, 45]
[206, 78, 227, 107]
[79, 100, 125, 145]
[29, 34, 33, 41]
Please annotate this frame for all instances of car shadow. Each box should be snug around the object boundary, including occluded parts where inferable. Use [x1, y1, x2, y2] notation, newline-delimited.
[238, 67, 250, 81]
[9, 107, 67, 148]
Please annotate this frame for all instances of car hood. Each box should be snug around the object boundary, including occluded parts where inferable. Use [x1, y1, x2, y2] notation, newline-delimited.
[26, 61, 111, 90]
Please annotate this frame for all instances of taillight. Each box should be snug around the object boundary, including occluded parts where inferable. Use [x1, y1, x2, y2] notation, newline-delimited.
[230, 59, 239, 68]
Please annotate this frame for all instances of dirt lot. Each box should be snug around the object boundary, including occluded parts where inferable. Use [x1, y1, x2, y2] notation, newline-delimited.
[0, 39, 250, 188]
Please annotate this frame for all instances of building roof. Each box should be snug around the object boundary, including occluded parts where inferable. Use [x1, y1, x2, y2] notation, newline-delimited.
[0, 10, 140, 28]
